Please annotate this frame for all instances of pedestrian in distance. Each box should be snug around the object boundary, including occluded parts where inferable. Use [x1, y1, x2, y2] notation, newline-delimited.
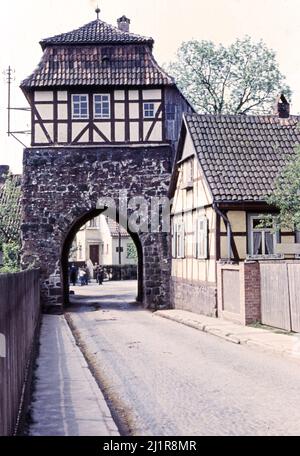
[69, 263, 77, 286]
[83, 265, 89, 285]
[97, 266, 104, 285]
[79, 268, 86, 286]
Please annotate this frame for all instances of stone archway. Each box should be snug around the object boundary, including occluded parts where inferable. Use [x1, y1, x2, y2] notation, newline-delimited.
[21, 145, 172, 313]
[61, 208, 144, 306]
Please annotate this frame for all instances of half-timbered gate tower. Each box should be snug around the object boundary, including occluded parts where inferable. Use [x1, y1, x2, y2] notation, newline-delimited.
[20, 12, 191, 312]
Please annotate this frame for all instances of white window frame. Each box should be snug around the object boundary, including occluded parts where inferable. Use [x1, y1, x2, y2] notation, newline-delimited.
[72, 94, 89, 119]
[143, 102, 155, 118]
[194, 216, 208, 259]
[248, 214, 278, 257]
[93, 94, 110, 119]
[172, 220, 185, 259]
[88, 217, 99, 228]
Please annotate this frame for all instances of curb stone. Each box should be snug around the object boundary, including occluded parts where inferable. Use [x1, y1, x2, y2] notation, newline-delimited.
[154, 310, 300, 363]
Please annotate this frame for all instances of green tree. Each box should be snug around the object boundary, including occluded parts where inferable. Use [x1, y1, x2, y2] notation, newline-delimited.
[167, 36, 291, 114]
[0, 242, 20, 273]
[0, 173, 22, 272]
[266, 146, 300, 230]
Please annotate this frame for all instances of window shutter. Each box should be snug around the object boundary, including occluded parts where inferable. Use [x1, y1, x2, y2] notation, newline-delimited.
[195, 216, 208, 259]
[203, 217, 208, 259]
[193, 218, 198, 258]
[171, 222, 176, 258]
[181, 223, 185, 258]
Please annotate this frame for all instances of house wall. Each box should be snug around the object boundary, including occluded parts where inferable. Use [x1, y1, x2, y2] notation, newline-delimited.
[99, 216, 113, 265]
[31, 88, 165, 146]
[111, 238, 138, 266]
[219, 210, 299, 260]
[74, 215, 137, 266]
[170, 130, 217, 316]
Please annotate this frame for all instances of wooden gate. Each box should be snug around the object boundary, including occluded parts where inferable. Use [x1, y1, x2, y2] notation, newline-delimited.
[260, 262, 300, 332]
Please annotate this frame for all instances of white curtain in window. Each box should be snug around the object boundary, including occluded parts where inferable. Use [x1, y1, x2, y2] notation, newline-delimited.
[265, 231, 274, 254]
[253, 232, 262, 254]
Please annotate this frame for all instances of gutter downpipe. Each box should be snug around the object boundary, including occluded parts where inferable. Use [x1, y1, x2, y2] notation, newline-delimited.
[213, 203, 232, 261]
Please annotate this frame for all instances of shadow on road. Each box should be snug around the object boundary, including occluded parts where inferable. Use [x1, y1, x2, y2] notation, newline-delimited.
[65, 280, 141, 313]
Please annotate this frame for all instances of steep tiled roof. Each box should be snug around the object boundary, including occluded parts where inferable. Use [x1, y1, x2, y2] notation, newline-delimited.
[40, 19, 154, 49]
[184, 113, 300, 202]
[106, 217, 129, 238]
[21, 44, 173, 87]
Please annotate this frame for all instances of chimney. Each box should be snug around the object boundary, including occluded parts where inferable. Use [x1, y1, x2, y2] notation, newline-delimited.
[117, 15, 130, 33]
[275, 93, 290, 118]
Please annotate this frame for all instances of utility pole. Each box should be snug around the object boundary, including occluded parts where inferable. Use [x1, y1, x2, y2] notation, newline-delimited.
[4, 65, 30, 147]
[6, 66, 12, 137]
[118, 228, 122, 280]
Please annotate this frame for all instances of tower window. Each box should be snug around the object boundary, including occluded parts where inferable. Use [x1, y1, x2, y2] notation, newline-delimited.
[166, 103, 176, 120]
[72, 94, 88, 119]
[143, 102, 155, 118]
[94, 94, 110, 119]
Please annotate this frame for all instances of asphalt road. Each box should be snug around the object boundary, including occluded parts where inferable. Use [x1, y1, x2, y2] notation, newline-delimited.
[67, 281, 300, 436]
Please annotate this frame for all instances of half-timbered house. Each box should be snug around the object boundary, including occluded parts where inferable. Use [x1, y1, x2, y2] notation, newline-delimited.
[169, 98, 300, 325]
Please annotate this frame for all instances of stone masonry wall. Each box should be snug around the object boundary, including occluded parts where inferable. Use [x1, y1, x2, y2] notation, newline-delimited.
[21, 146, 172, 312]
[170, 277, 217, 317]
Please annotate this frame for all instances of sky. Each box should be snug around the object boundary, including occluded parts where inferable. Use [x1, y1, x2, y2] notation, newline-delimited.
[1, 0, 300, 173]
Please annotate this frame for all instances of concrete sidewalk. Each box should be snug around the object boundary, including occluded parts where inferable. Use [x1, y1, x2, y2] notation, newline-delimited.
[28, 315, 119, 436]
[155, 310, 300, 362]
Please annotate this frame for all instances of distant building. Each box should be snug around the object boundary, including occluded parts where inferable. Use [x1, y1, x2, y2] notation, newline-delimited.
[71, 215, 137, 267]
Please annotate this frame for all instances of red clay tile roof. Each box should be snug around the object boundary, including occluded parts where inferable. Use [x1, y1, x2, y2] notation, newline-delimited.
[40, 19, 154, 49]
[184, 113, 300, 202]
[106, 217, 129, 238]
[21, 44, 173, 88]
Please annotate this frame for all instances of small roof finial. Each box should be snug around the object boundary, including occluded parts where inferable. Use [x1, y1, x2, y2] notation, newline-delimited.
[95, 5, 100, 20]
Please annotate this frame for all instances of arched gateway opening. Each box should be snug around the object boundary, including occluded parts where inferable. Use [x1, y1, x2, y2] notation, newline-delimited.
[21, 144, 172, 313]
[61, 208, 143, 307]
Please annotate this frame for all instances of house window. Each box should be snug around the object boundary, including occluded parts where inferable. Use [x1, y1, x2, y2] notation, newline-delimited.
[72, 94, 88, 119]
[248, 214, 277, 256]
[166, 103, 176, 120]
[172, 221, 185, 258]
[88, 217, 98, 228]
[194, 216, 208, 259]
[94, 94, 110, 119]
[143, 102, 155, 118]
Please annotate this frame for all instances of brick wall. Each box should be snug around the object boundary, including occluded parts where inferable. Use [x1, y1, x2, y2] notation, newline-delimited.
[243, 261, 261, 324]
